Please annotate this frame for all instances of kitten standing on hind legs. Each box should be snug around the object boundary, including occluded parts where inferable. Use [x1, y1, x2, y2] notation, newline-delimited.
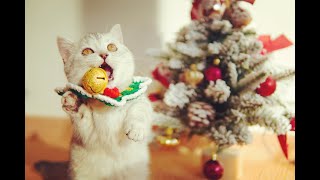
[57, 24, 153, 180]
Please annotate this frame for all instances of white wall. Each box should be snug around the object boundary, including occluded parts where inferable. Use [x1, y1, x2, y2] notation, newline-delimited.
[243, 0, 295, 68]
[25, 0, 83, 118]
[81, 0, 162, 76]
[25, 0, 294, 118]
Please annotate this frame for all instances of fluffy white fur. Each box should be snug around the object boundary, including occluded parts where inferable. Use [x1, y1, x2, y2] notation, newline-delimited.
[57, 24, 153, 180]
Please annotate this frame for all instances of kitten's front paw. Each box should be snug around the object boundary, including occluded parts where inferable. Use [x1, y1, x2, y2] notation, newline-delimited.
[125, 125, 146, 142]
[61, 91, 81, 114]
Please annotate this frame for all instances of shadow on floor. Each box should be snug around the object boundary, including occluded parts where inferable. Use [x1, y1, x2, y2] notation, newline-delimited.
[26, 134, 69, 180]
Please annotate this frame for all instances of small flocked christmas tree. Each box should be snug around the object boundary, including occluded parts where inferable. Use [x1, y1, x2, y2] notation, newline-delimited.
[148, 0, 294, 179]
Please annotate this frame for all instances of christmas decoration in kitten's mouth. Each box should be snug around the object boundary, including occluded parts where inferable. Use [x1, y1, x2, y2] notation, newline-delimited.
[55, 76, 152, 107]
[82, 67, 109, 94]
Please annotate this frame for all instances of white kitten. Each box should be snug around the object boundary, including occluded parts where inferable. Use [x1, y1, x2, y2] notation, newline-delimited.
[57, 24, 153, 180]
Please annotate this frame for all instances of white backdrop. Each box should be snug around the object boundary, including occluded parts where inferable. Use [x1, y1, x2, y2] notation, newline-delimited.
[25, 0, 294, 118]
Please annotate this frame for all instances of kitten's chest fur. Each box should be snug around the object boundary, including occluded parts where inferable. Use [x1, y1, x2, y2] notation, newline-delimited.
[80, 99, 130, 150]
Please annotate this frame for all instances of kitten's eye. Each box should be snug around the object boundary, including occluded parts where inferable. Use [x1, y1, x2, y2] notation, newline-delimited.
[107, 43, 117, 52]
[82, 48, 94, 56]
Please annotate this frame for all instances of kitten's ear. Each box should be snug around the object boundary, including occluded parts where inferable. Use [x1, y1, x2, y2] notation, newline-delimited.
[109, 24, 123, 44]
[57, 36, 73, 63]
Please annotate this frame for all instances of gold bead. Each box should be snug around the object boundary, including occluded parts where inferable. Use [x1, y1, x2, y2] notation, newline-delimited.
[82, 68, 108, 94]
[213, 58, 220, 66]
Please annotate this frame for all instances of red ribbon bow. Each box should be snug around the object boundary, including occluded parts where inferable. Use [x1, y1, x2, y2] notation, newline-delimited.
[258, 35, 293, 54]
[277, 117, 295, 160]
[191, 0, 202, 20]
[239, 0, 255, 4]
[148, 93, 162, 102]
[151, 67, 170, 88]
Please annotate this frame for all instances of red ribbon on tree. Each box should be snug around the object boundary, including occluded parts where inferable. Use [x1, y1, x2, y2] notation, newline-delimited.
[290, 117, 295, 131]
[151, 67, 170, 88]
[148, 93, 162, 102]
[277, 117, 295, 160]
[277, 134, 288, 159]
[238, 0, 255, 4]
[258, 34, 293, 54]
[191, 0, 202, 20]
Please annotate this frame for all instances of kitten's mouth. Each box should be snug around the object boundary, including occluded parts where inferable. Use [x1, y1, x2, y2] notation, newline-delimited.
[99, 62, 114, 81]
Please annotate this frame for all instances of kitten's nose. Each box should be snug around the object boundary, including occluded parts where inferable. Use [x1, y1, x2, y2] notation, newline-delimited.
[100, 53, 108, 60]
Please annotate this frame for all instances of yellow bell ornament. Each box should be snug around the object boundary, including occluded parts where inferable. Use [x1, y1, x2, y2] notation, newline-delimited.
[82, 67, 108, 94]
[184, 64, 204, 87]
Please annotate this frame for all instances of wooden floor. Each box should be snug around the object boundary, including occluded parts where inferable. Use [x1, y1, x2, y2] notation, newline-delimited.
[25, 116, 295, 180]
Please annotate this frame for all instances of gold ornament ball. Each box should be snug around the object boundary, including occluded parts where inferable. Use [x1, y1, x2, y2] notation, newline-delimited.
[82, 67, 108, 94]
[184, 64, 204, 87]
[213, 58, 220, 66]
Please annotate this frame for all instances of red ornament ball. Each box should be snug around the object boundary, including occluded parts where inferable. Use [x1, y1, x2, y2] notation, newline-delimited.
[256, 76, 277, 97]
[205, 66, 222, 81]
[103, 87, 120, 98]
[203, 160, 224, 180]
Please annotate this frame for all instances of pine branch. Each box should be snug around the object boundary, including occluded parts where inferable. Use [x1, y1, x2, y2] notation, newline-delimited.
[242, 29, 257, 36]
[167, 43, 181, 55]
[227, 62, 238, 88]
[239, 93, 266, 109]
[167, 43, 205, 65]
[272, 69, 295, 81]
[236, 71, 269, 95]
[249, 55, 268, 71]
[231, 53, 250, 67]
[266, 94, 295, 118]
[253, 106, 291, 135]
[146, 48, 170, 60]
[152, 112, 186, 129]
